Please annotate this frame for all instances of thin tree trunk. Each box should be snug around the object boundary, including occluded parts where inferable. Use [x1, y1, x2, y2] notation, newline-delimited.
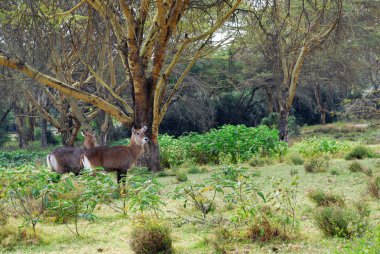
[40, 118, 48, 148]
[278, 109, 289, 142]
[13, 104, 28, 148]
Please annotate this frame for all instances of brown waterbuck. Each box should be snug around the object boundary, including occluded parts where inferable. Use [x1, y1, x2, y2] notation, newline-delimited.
[81, 126, 148, 183]
[47, 130, 98, 174]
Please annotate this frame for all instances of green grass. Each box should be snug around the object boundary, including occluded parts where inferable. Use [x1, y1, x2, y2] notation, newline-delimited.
[1, 157, 379, 254]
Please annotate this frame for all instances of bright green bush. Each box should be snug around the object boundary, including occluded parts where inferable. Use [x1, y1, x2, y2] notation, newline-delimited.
[290, 137, 352, 157]
[160, 125, 287, 166]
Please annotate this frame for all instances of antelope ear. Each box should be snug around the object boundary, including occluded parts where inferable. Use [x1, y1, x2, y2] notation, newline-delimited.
[81, 130, 85, 136]
[92, 130, 96, 136]
[131, 127, 135, 132]
[142, 125, 147, 132]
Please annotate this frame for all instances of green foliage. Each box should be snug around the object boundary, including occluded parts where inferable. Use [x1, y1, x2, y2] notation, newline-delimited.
[0, 150, 48, 168]
[345, 146, 374, 160]
[348, 161, 365, 173]
[304, 157, 329, 173]
[260, 113, 300, 137]
[290, 137, 352, 157]
[307, 189, 345, 207]
[110, 169, 164, 217]
[340, 224, 380, 254]
[47, 170, 114, 236]
[130, 217, 172, 254]
[172, 182, 216, 219]
[313, 204, 369, 238]
[0, 166, 57, 238]
[160, 125, 287, 166]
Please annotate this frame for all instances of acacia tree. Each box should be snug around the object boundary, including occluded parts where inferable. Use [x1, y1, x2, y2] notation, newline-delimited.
[0, 0, 241, 170]
[247, 0, 343, 141]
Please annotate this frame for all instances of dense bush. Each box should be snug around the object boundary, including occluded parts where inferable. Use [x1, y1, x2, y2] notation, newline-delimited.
[313, 204, 369, 238]
[130, 218, 172, 254]
[290, 137, 352, 157]
[345, 146, 374, 160]
[160, 125, 287, 166]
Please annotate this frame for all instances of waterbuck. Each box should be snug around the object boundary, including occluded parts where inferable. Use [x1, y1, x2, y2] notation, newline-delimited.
[81, 126, 148, 183]
[47, 130, 98, 174]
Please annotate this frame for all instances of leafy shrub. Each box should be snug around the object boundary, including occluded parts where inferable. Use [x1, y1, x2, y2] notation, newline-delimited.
[47, 171, 114, 236]
[287, 152, 304, 165]
[160, 125, 287, 166]
[111, 170, 164, 216]
[345, 146, 374, 160]
[367, 176, 380, 199]
[130, 217, 172, 254]
[307, 189, 345, 207]
[0, 166, 56, 238]
[175, 170, 188, 182]
[313, 204, 369, 238]
[341, 224, 380, 254]
[173, 182, 216, 219]
[304, 157, 329, 173]
[330, 168, 340, 175]
[348, 161, 365, 173]
[290, 137, 352, 157]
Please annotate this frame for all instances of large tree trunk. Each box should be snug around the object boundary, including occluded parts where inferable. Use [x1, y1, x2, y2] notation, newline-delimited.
[40, 118, 48, 148]
[278, 109, 289, 142]
[134, 79, 162, 172]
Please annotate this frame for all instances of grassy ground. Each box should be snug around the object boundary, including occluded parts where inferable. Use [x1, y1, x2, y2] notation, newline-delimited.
[3, 158, 379, 254]
[1, 123, 380, 253]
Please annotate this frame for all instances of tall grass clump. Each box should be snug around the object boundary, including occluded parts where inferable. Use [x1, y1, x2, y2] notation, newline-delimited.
[307, 189, 344, 207]
[348, 161, 365, 173]
[304, 157, 329, 173]
[367, 176, 380, 199]
[287, 152, 304, 165]
[130, 217, 172, 254]
[345, 146, 374, 160]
